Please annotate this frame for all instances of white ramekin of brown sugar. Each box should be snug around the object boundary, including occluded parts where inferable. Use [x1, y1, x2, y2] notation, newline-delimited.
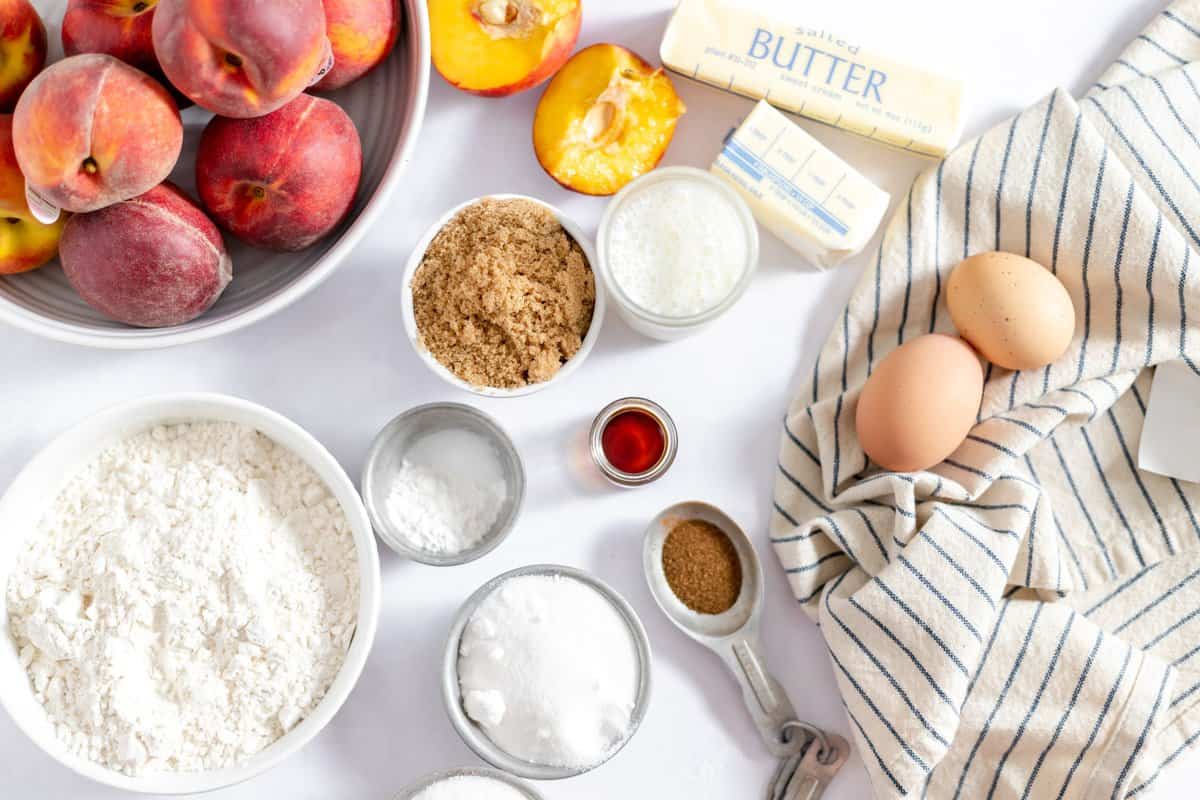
[400, 194, 606, 398]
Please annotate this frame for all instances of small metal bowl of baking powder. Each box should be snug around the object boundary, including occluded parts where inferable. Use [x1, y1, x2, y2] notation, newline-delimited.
[441, 564, 653, 780]
[589, 397, 678, 487]
[393, 765, 544, 800]
[361, 403, 525, 566]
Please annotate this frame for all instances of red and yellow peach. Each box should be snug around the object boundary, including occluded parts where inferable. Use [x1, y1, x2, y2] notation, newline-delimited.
[195, 93, 362, 251]
[61, 0, 190, 107]
[59, 182, 232, 327]
[12, 54, 182, 214]
[152, 0, 332, 118]
[314, 0, 400, 91]
[0, 114, 66, 274]
[0, 0, 48, 112]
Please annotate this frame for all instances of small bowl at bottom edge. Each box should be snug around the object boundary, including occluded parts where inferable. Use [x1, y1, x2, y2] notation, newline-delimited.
[393, 765, 544, 799]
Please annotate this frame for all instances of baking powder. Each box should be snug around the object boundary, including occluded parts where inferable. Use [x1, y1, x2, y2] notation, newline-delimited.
[5, 422, 360, 775]
[385, 427, 506, 555]
[457, 574, 639, 768]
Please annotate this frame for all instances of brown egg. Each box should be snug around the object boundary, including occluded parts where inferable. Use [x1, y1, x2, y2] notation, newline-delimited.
[946, 251, 1075, 370]
[856, 334, 983, 472]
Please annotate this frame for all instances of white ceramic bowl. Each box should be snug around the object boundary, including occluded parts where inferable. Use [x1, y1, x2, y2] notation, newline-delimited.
[400, 194, 606, 398]
[0, 393, 382, 794]
[0, 0, 429, 349]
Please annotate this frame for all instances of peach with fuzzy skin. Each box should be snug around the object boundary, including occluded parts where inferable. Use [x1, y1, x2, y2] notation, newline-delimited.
[196, 93, 362, 251]
[61, 0, 191, 107]
[152, 0, 332, 118]
[12, 54, 182, 213]
[63, 0, 160, 73]
[0, 115, 66, 274]
[60, 182, 232, 327]
[313, 0, 400, 91]
[430, 0, 580, 97]
[0, 0, 47, 112]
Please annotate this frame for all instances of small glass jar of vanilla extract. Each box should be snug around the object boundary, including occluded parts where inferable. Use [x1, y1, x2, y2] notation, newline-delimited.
[589, 397, 677, 487]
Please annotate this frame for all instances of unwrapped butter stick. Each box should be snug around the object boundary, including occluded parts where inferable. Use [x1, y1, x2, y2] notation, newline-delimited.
[661, 0, 966, 158]
[712, 101, 890, 269]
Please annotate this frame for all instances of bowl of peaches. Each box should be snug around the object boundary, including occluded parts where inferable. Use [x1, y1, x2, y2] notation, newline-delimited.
[0, 0, 429, 348]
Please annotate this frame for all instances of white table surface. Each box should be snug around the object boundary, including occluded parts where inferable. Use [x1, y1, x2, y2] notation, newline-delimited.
[1, 0, 1189, 797]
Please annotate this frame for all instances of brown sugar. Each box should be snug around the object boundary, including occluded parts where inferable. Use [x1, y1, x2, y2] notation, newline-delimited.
[411, 198, 596, 389]
[662, 518, 743, 615]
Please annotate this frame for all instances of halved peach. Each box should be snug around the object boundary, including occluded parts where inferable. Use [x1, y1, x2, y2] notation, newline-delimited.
[430, 0, 580, 97]
[533, 44, 684, 196]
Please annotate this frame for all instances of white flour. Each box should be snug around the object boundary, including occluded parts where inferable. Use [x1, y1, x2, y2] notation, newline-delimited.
[458, 574, 639, 768]
[384, 427, 506, 555]
[5, 422, 360, 775]
[411, 775, 529, 800]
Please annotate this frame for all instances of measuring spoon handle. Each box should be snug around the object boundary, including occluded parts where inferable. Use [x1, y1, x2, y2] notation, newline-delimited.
[720, 636, 800, 758]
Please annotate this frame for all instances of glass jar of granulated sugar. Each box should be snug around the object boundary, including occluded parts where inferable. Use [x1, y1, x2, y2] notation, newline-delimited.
[597, 166, 759, 340]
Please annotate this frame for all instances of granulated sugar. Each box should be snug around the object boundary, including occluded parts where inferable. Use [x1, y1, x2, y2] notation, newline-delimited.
[5, 422, 360, 775]
[606, 177, 750, 317]
[457, 574, 639, 768]
[411, 775, 529, 800]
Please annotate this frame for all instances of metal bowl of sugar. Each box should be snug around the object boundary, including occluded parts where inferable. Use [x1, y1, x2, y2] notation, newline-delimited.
[361, 403, 525, 566]
[393, 765, 544, 800]
[441, 564, 654, 780]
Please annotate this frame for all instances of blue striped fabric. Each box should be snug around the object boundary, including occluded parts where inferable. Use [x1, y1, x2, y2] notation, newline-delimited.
[771, 3, 1200, 797]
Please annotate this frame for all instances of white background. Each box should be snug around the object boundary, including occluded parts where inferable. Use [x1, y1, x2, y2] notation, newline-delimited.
[0, 0, 1187, 797]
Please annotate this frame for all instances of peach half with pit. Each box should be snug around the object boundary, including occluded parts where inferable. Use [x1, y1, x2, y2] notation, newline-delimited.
[195, 93, 362, 252]
[59, 182, 232, 327]
[152, 0, 332, 118]
[430, 0, 580, 97]
[533, 44, 685, 196]
[0, 0, 48, 112]
[12, 54, 182, 215]
[0, 114, 66, 275]
[313, 0, 400, 91]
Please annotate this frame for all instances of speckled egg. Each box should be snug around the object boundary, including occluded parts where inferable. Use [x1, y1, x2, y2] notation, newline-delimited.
[946, 251, 1075, 371]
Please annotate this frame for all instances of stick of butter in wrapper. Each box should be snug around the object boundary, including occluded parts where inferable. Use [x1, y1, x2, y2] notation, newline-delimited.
[661, 0, 967, 158]
[712, 101, 890, 269]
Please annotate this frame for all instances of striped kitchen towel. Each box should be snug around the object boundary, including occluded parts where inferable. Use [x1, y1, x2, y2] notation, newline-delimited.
[771, 3, 1200, 798]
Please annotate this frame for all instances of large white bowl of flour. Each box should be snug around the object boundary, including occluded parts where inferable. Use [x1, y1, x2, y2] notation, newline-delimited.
[0, 393, 381, 793]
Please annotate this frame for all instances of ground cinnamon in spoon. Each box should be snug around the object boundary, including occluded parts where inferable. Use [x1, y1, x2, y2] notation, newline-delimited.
[412, 198, 595, 389]
[662, 518, 743, 614]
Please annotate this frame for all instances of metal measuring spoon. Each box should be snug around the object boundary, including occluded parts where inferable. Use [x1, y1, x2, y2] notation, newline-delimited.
[642, 501, 849, 791]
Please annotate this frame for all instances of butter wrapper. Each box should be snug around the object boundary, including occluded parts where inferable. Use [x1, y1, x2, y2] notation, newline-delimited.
[712, 101, 890, 269]
[662, 0, 967, 158]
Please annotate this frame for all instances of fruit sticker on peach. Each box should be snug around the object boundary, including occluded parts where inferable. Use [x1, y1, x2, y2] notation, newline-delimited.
[308, 39, 336, 87]
[24, 181, 59, 225]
